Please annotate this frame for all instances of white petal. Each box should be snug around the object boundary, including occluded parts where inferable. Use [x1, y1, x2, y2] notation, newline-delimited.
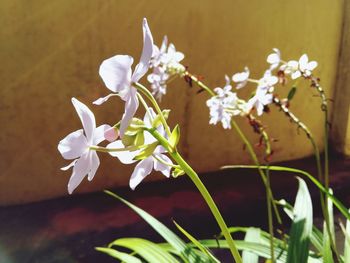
[93, 93, 117, 105]
[93, 124, 112, 145]
[67, 152, 90, 194]
[58, 129, 88, 160]
[119, 88, 139, 137]
[131, 18, 154, 83]
[308, 61, 318, 71]
[107, 140, 138, 164]
[71, 98, 96, 142]
[99, 55, 133, 93]
[129, 157, 154, 190]
[87, 151, 100, 181]
[143, 107, 156, 127]
[160, 35, 168, 53]
[153, 153, 172, 177]
[291, 71, 301, 79]
[61, 159, 78, 171]
[299, 54, 308, 67]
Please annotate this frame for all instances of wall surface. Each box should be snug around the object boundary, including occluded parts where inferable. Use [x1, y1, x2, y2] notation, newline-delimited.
[0, 0, 344, 205]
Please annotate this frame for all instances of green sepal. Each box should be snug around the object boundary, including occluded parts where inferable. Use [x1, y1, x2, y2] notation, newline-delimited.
[169, 125, 180, 149]
[287, 86, 297, 101]
[134, 142, 158, 160]
[122, 134, 136, 147]
[172, 167, 185, 178]
[134, 132, 145, 146]
[151, 109, 171, 128]
[125, 118, 145, 136]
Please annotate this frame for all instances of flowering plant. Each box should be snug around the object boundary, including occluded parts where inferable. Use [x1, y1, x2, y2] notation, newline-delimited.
[58, 18, 350, 263]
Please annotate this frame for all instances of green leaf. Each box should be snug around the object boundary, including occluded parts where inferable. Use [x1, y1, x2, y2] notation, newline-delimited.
[95, 247, 142, 263]
[221, 165, 350, 221]
[169, 125, 180, 149]
[322, 222, 334, 263]
[103, 191, 199, 263]
[173, 220, 219, 263]
[242, 228, 260, 263]
[109, 238, 178, 263]
[286, 177, 313, 263]
[151, 110, 171, 128]
[287, 87, 297, 101]
[134, 142, 158, 160]
[343, 209, 350, 262]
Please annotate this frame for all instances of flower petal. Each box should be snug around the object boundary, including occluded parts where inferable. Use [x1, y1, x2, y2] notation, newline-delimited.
[153, 153, 172, 177]
[93, 93, 117, 105]
[131, 18, 154, 83]
[71, 98, 96, 142]
[104, 126, 119, 142]
[99, 55, 133, 93]
[129, 157, 154, 190]
[58, 129, 88, 160]
[87, 151, 100, 181]
[119, 88, 139, 137]
[107, 140, 138, 164]
[93, 124, 112, 145]
[308, 61, 318, 71]
[61, 159, 78, 171]
[67, 152, 90, 194]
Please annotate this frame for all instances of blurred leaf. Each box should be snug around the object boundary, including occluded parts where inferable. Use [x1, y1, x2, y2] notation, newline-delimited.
[109, 238, 178, 263]
[287, 87, 297, 101]
[343, 209, 350, 262]
[322, 222, 334, 263]
[104, 191, 204, 263]
[173, 220, 219, 263]
[286, 177, 313, 263]
[242, 228, 260, 263]
[95, 247, 142, 263]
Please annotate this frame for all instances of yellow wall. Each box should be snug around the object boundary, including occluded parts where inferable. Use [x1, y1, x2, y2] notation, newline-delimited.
[0, 0, 344, 205]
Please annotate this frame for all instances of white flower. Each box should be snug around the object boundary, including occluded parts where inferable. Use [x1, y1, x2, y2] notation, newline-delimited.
[298, 54, 317, 77]
[280, 54, 317, 79]
[94, 18, 154, 137]
[58, 98, 111, 194]
[232, 67, 250, 89]
[147, 37, 185, 101]
[258, 70, 278, 92]
[147, 67, 169, 101]
[246, 86, 273, 116]
[267, 48, 281, 70]
[206, 76, 240, 129]
[107, 108, 173, 190]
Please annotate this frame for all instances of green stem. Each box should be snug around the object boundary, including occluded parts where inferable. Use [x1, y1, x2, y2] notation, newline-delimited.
[90, 145, 141, 152]
[266, 167, 275, 262]
[134, 82, 172, 137]
[149, 128, 242, 263]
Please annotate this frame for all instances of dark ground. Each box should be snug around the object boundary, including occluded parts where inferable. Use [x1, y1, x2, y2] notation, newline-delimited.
[0, 153, 349, 263]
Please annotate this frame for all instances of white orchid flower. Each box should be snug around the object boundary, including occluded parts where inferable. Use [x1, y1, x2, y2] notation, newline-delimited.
[232, 67, 250, 89]
[246, 86, 273, 116]
[107, 108, 173, 190]
[280, 54, 317, 79]
[94, 18, 154, 137]
[58, 98, 111, 194]
[267, 48, 281, 70]
[147, 37, 185, 101]
[206, 75, 240, 129]
[258, 70, 278, 92]
[298, 54, 318, 77]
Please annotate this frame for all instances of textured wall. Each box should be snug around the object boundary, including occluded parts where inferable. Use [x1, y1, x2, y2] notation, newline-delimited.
[0, 0, 343, 205]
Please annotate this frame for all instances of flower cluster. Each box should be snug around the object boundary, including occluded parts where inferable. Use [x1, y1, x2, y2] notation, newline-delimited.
[206, 48, 318, 129]
[147, 36, 185, 101]
[58, 18, 175, 194]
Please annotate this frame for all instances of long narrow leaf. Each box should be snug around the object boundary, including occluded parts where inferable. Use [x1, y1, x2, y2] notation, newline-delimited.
[173, 220, 219, 262]
[95, 247, 142, 263]
[322, 222, 334, 263]
[222, 165, 350, 221]
[109, 238, 178, 263]
[286, 178, 313, 263]
[343, 209, 350, 262]
[104, 190, 202, 262]
[242, 228, 260, 263]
